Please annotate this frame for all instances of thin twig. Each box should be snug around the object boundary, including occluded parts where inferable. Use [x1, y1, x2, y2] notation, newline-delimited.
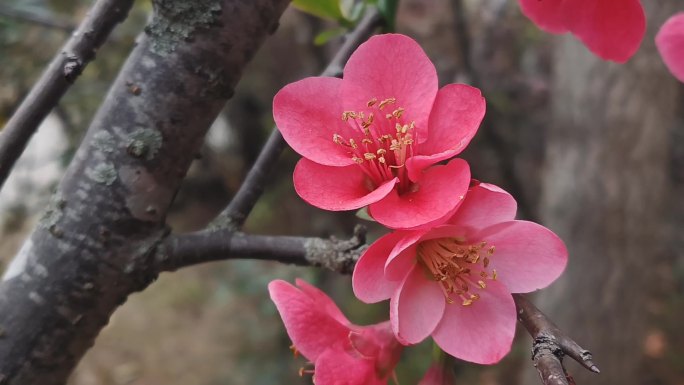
[159, 226, 596, 385]
[450, 0, 536, 221]
[156, 225, 368, 274]
[0, 0, 134, 193]
[209, 8, 383, 230]
[513, 294, 600, 385]
[0, 5, 75, 31]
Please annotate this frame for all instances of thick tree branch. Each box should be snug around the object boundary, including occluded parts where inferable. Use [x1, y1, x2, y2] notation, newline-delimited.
[0, 0, 133, 194]
[0, 1, 289, 384]
[514, 294, 600, 385]
[210, 9, 382, 230]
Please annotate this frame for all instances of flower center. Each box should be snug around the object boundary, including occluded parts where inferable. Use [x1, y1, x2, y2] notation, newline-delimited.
[332, 97, 416, 193]
[417, 237, 497, 306]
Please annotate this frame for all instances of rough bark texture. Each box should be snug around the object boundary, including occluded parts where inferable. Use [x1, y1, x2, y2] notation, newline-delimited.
[527, 4, 682, 385]
[0, 1, 289, 384]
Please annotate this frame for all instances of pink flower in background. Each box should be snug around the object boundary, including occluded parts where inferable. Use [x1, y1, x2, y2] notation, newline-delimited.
[268, 279, 403, 385]
[519, 0, 646, 63]
[352, 182, 567, 364]
[274, 34, 485, 229]
[656, 13, 684, 83]
[418, 361, 457, 385]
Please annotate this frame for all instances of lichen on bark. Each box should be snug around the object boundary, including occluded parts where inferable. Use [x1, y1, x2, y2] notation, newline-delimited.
[144, 0, 223, 55]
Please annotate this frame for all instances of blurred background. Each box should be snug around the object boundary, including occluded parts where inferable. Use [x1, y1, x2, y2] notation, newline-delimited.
[0, 0, 683, 384]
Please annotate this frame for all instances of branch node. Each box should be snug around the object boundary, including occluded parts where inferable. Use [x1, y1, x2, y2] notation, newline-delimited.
[63, 55, 84, 83]
[304, 226, 367, 274]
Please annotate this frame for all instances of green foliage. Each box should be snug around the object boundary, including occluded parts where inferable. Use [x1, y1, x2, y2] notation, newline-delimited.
[293, 0, 401, 45]
[292, 0, 346, 22]
[355, 207, 375, 222]
[376, 0, 399, 31]
[314, 27, 347, 45]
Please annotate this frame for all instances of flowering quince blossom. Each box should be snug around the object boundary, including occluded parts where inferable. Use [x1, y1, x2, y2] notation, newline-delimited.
[518, 0, 646, 63]
[352, 182, 568, 364]
[273, 34, 485, 229]
[418, 361, 457, 385]
[656, 13, 684, 83]
[268, 279, 403, 385]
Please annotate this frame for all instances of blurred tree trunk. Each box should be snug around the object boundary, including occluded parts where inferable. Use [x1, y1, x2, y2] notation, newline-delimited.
[525, 3, 682, 385]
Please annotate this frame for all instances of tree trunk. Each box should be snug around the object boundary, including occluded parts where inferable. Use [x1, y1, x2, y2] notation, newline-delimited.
[525, 3, 681, 385]
[0, 1, 289, 384]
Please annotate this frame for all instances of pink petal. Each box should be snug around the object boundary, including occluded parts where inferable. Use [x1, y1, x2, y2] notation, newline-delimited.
[314, 348, 381, 385]
[406, 85, 485, 181]
[446, 183, 517, 230]
[384, 244, 418, 282]
[293, 158, 397, 211]
[406, 150, 460, 183]
[369, 158, 471, 229]
[273, 77, 355, 166]
[656, 13, 684, 83]
[295, 279, 351, 326]
[390, 265, 446, 345]
[418, 363, 457, 385]
[431, 280, 516, 364]
[420, 84, 486, 159]
[342, 34, 438, 139]
[353, 232, 406, 303]
[268, 280, 350, 361]
[384, 230, 425, 281]
[473, 220, 568, 293]
[563, 0, 646, 63]
[518, 0, 568, 34]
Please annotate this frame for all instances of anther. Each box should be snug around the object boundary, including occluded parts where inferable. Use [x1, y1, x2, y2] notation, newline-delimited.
[364, 153, 377, 160]
[378, 97, 396, 109]
[392, 107, 405, 118]
[290, 344, 299, 357]
[367, 98, 378, 107]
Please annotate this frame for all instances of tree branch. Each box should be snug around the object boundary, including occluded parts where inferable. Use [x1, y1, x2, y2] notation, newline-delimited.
[0, 0, 133, 194]
[0, 1, 289, 383]
[210, 8, 382, 230]
[449, 0, 536, 222]
[513, 294, 600, 385]
[159, 228, 597, 385]
[157, 225, 368, 274]
[0, 5, 75, 31]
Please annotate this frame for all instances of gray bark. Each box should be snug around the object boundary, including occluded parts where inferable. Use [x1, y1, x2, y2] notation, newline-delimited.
[0, 1, 289, 384]
[526, 3, 682, 384]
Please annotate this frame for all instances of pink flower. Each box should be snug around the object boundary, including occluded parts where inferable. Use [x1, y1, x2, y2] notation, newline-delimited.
[352, 182, 568, 364]
[274, 34, 485, 229]
[656, 13, 684, 83]
[268, 279, 403, 385]
[519, 0, 646, 63]
[418, 359, 457, 385]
